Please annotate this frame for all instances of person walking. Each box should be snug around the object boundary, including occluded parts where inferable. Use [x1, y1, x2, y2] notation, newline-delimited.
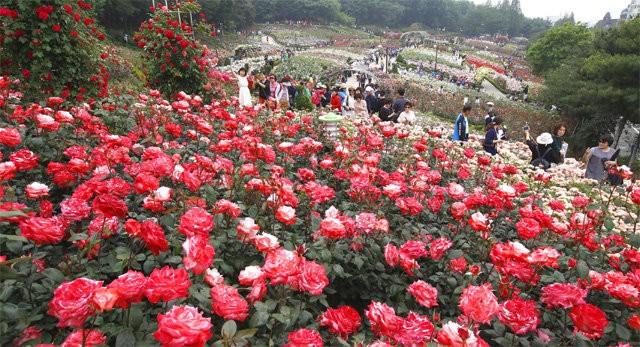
[452, 105, 472, 142]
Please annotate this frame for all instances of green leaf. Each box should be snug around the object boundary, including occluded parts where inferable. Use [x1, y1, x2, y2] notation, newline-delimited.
[42, 268, 66, 283]
[234, 328, 258, 341]
[576, 261, 589, 279]
[615, 323, 631, 341]
[0, 210, 28, 218]
[249, 311, 269, 328]
[0, 256, 31, 266]
[354, 256, 364, 270]
[221, 320, 237, 339]
[0, 265, 19, 280]
[603, 219, 614, 231]
[116, 329, 136, 347]
[0, 234, 28, 242]
[448, 249, 464, 259]
[68, 233, 88, 242]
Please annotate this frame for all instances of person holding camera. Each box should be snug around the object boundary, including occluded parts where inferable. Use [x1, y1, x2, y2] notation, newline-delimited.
[524, 127, 561, 169]
[483, 117, 504, 156]
[583, 134, 617, 181]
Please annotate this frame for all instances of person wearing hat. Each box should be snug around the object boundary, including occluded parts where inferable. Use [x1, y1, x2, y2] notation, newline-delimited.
[364, 86, 378, 116]
[483, 117, 504, 156]
[524, 129, 561, 167]
[484, 102, 496, 126]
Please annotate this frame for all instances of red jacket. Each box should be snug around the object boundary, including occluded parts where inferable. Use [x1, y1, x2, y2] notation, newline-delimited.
[330, 94, 342, 112]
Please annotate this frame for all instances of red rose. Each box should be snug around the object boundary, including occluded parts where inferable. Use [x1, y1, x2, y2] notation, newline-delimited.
[91, 287, 119, 312]
[319, 217, 347, 239]
[87, 216, 120, 238]
[540, 283, 587, 309]
[569, 304, 608, 339]
[399, 240, 428, 260]
[139, 220, 168, 255]
[12, 326, 42, 347]
[178, 207, 213, 237]
[384, 243, 399, 267]
[276, 205, 296, 225]
[210, 284, 249, 321]
[182, 234, 215, 275]
[365, 301, 402, 337]
[252, 233, 280, 252]
[628, 314, 640, 329]
[9, 148, 39, 171]
[516, 217, 542, 240]
[283, 328, 323, 347]
[133, 172, 159, 194]
[92, 194, 128, 218]
[498, 296, 541, 335]
[458, 283, 499, 324]
[19, 216, 66, 244]
[25, 182, 49, 198]
[298, 259, 329, 295]
[0, 127, 21, 146]
[450, 201, 467, 220]
[153, 305, 213, 347]
[238, 265, 265, 286]
[237, 217, 260, 239]
[395, 312, 435, 346]
[67, 158, 89, 174]
[468, 212, 489, 232]
[60, 197, 91, 222]
[262, 248, 301, 285]
[407, 280, 438, 308]
[93, 177, 131, 197]
[317, 305, 361, 339]
[145, 266, 191, 303]
[429, 237, 453, 260]
[47, 278, 103, 328]
[61, 329, 106, 347]
[107, 270, 148, 309]
[448, 256, 468, 274]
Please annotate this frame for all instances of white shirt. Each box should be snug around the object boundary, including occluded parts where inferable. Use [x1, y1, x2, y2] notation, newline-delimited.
[397, 110, 416, 124]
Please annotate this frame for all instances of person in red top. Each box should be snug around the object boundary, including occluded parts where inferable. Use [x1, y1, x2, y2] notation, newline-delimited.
[330, 87, 342, 112]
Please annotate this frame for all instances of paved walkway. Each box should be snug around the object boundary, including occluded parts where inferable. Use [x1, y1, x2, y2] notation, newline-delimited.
[481, 79, 506, 99]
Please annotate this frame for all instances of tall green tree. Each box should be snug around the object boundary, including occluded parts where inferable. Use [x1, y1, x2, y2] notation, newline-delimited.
[541, 18, 640, 153]
[527, 22, 593, 75]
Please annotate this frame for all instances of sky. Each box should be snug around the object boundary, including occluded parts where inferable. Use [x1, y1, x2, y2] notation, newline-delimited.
[468, 0, 632, 23]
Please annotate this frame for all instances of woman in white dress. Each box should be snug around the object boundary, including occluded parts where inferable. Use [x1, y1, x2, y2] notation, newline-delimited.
[232, 64, 252, 107]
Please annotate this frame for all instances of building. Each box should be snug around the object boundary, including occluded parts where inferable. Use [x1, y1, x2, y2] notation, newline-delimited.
[621, 0, 640, 20]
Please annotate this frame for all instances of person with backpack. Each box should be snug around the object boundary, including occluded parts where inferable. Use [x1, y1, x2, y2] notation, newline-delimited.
[483, 117, 504, 156]
[524, 130, 561, 170]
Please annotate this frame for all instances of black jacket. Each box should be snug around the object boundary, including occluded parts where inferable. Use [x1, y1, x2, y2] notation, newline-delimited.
[257, 80, 270, 99]
[526, 140, 561, 165]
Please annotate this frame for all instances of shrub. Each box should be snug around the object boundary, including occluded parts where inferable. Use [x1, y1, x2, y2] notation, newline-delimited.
[295, 93, 314, 111]
[132, 1, 215, 97]
[0, 0, 107, 101]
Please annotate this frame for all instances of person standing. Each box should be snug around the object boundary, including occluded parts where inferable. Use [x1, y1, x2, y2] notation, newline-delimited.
[583, 134, 617, 181]
[483, 117, 504, 156]
[551, 124, 568, 159]
[232, 64, 252, 107]
[255, 73, 270, 105]
[392, 88, 407, 116]
[330, 88, 342, 112]
[452, 105, 472, 142]
[321, 85, 331, 108]
[311, 84, 324, 108]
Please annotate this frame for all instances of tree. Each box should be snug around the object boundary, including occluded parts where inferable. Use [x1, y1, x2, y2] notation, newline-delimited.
[527, 22, 593, 75]
[604, 12, 612, 20]
[541, 18, 640, 153]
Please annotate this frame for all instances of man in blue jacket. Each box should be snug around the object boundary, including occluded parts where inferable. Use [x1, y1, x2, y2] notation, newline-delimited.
[453, 105, 472, 142]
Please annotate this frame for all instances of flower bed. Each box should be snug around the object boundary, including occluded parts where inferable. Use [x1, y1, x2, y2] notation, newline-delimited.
[0, 62, 639, 347]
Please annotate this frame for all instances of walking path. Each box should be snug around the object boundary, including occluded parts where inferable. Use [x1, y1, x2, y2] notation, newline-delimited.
[481, 79, 506, 99]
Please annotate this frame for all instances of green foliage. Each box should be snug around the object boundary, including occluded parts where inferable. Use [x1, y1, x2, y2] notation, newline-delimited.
[294, 93, 314, 111]
[541, 18, 640, 150]
[527, 22, 593, 76]
[0, 0, 107, 100]
[133, 1, 216, 97]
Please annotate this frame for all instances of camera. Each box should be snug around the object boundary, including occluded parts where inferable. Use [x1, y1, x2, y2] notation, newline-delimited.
[522, 125, 530, 131]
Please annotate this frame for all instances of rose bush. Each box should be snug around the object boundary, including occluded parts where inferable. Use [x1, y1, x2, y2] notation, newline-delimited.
[0, 40, 638, 347]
